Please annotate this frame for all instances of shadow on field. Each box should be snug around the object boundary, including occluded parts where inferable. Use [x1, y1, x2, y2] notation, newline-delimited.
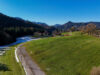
[0, 63, 10, 71]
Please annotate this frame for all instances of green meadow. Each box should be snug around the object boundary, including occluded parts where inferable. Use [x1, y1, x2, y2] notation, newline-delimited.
[24, 32, 100, 75]
[0, 47, 25, 75]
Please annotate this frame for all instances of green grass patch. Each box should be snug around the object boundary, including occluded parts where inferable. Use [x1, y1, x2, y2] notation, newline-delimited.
[0, 47, 25, 75]
[24, 32, 100, 75]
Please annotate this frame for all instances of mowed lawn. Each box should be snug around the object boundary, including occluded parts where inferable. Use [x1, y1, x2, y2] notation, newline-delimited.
[0, 47, 25, 75]
[24, 32, 100, 75]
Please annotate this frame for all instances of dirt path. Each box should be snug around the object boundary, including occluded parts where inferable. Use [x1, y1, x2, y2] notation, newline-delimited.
[17, 44, 46, 75]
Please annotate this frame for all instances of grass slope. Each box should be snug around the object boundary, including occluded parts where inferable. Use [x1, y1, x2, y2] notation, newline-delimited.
[0, 47, 25, 75]
[24, 32, 100, 75]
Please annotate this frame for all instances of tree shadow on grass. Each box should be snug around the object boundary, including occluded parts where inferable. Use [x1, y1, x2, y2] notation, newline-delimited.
[0, 63, 10, 71]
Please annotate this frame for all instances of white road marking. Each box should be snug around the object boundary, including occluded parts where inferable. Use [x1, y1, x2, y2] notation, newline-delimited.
[15, 47, 19, 63]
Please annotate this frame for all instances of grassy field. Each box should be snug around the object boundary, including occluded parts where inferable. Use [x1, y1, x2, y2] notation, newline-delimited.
[24, 32, 100, 75]
[0, 47, 25, 75]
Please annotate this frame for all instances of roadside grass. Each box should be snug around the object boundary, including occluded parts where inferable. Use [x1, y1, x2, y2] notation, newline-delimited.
[0, 47, 25, 75]
[24, 32, 100, 75]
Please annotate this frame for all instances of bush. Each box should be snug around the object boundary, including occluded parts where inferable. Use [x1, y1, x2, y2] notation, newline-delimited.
[0, 63, 10, 71]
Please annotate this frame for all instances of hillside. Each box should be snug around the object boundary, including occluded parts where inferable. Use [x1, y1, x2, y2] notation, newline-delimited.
[23, 32, 100, 75]
[0, 13, 56, 45]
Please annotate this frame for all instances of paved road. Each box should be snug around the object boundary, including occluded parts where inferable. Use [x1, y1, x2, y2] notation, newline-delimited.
[17, 44, 45, 75]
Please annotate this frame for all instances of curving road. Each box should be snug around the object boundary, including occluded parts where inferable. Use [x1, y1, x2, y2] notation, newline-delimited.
[17, 44, 45, 75]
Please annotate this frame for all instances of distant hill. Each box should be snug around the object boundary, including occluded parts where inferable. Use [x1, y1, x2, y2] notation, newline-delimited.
[54, 21, 100, 31]
[54, 24, 61, 27]
[33, 22, 49, 28]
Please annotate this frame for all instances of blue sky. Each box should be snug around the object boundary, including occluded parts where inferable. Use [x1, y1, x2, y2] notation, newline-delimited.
[0, 0, 100, 25]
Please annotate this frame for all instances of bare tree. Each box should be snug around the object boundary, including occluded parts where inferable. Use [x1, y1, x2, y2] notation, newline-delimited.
[85, 23, 96, 35]
[79, 26, 86, 34]
[79, 23, 96, 35]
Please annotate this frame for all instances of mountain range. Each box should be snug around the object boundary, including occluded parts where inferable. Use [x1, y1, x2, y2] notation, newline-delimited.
[54, 21, 100, 31]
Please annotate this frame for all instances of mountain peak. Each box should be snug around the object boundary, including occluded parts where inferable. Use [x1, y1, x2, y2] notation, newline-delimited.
[67, 21, 73, 24]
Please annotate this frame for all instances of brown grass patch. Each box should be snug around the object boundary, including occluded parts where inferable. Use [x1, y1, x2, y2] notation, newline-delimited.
[90, 66, 100, 75]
